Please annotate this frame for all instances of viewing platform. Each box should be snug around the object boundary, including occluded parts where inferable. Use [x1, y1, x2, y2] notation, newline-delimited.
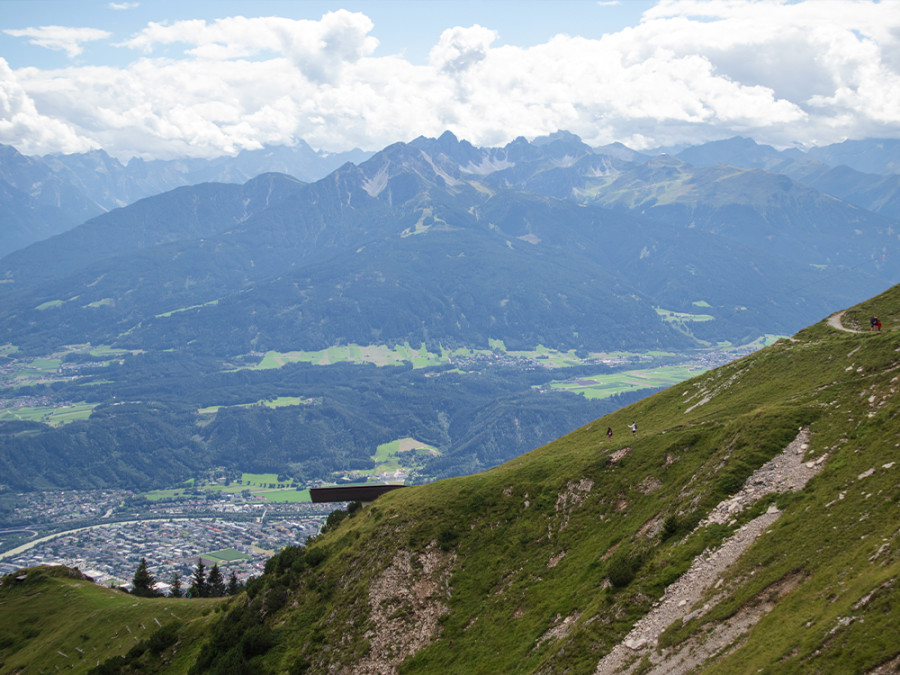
[309, 484, 406, 504]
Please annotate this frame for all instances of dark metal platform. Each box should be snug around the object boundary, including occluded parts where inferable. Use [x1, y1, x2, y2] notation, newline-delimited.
[309, 484, 407, 503]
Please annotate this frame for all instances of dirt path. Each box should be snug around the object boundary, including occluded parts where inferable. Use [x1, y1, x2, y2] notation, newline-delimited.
[827, 310, 867, 333]
[594, 429, 823, 675]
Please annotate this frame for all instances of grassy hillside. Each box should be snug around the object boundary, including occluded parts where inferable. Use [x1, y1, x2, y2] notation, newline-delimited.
[3, 286, 898, 674]
[0, 566, 222, 674]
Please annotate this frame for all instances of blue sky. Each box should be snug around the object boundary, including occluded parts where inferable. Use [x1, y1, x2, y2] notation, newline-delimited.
[1, 0, 898, 160]
[1, 1, 655, 69]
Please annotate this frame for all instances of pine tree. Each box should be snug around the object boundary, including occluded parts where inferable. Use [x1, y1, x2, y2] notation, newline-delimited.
[169, 573, 183, 598]
[131, 557, 157, 597]
[207, 563, 226, 597]
[227, 570, 240, 596]
[189, 559, 207, 598]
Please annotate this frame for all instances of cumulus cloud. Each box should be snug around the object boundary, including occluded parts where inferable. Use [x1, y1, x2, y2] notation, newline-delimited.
[430, 25, 498, 73]
[0, 58, 96, 154]
[3, 26, 111, 58]
[2, 1, 899, 160]
[117, 11, 378, 83]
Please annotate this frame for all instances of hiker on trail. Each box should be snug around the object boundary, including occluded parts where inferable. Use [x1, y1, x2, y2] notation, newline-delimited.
[629, 422, 637, 435]
[607, 427, 613, 438]
[871, 316, 880, 330]
[876, 319, 882, 331]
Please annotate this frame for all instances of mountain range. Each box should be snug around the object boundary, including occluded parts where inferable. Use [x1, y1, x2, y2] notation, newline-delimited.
[0, 140, 371, 258]
[2, 131, 897, 357]
[2, 133, 899, 258]
[0, 130, 898, 492]
[2, 283, 897, 674]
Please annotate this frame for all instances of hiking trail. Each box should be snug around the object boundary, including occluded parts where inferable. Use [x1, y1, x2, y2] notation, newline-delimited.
[827, 310, 867, 333]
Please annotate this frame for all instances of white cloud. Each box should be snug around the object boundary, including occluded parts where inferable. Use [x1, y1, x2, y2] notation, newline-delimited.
[118, 11, 378, 83]
[0, 58, 96, 154]
[109, 2, 140, 9]
[429, 25, 498, 73]
[2, 1, 899, 159]
[3, 26, 111, 58]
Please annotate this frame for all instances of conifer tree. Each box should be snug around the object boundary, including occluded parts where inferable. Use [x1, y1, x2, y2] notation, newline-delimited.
[131, 557, 157, 597]
[207, 563, 226, 597]
[227, 569, 240, 596]
[189, 559, 207, 598]
[169, 573, 183, 598]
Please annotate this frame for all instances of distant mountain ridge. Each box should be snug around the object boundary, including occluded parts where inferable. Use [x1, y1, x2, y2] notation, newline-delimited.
[0, 141, 371, 257]
[675, 136, 900, 221]
[2, 131, 897, 358]
[2, 132, 899, 258]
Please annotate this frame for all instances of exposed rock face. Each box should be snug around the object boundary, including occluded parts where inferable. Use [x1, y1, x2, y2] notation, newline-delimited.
[536, 610, 582, 648]
[552, 478, 594, 534]
[351, 543, 456, 675]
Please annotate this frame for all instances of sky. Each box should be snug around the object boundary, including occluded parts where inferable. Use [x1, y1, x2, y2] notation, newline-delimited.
[1, 0, 899, 161]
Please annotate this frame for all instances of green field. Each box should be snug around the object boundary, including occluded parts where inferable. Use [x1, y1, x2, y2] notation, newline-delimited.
[198, 396, 316, 414]
[372, 437, 440, 474]
[655, 307, 715, 322]
[143, 472, 310, 503]
[32, 357, 61, 370]
[250, 488, 311, 503]
[1, 344, 132, 391]
[141, 444, 431, 504]
[547, 364, 708, 400]
[203, 548, 252, 563]
[243, 341, 678, 372]
[88, 345, 133, 357]
[156, 299, 219, 318]
[249, 342, 460, 369]
[240, 472, 281, 487]
[0, 402, 96, 425]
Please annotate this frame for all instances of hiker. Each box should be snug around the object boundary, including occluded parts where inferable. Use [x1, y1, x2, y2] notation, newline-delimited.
[876, 319, 882, 331]
[871, 316, 879, 330]
[629, 422, 637, 435]
[607, 427, 613, 438]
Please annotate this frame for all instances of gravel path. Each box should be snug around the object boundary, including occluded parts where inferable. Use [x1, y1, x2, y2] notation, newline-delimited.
[594, 429, 824, 675]
[827, 310, 867, 333]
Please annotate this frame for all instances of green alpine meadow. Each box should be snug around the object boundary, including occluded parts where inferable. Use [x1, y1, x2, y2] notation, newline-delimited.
[2, 285, 898, 674]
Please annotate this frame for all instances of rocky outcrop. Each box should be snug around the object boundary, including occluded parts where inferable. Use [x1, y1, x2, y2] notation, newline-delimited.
[351, 543, 456, 675]
[700, 428, 820, 526]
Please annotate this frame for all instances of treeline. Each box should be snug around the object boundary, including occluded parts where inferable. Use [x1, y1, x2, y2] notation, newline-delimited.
[131, 557, 241, 599]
